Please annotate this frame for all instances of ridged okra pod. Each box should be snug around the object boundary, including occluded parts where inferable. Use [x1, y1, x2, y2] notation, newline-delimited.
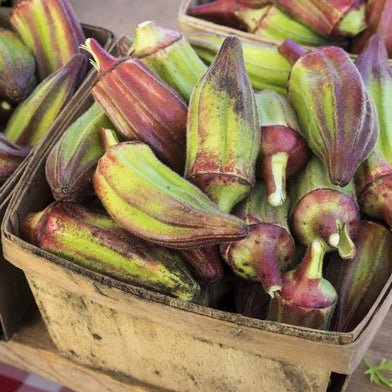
[268, 239, 338, 330]
[93, 129, 248, 249]
[45, 102, 114, 203]
[20, 202, 200, 302]
[289, 155, 360, 259]
[221, 181, 296, 297]
[237, 4, 332, 47]
[325, 220, 392, 332]
[185, 35, 260, 213]
[278, 38, 379, 187]
[10, 0, 87, 80]
[84, 38, 188, 174]
[186, 32, 291, 95]
[4, 54, 87, 146]
[354, 35, 392, 228]
[0, 28, 36, 102]
[129, 20, 207, 102]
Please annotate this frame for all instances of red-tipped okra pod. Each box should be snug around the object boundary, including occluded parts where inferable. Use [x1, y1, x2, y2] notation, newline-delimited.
[0, 28, 36, 103]
[268, 239, 338, 330]
[45, 103, 114, 203]
[4, 54, 88, 146]
[325, 220, 392, 332]
[93, 128, 248, 249]
[289, 154, 360, 259]
[354, 35, 392, 228]
[10, 0, 87, 81]
[278, 38, 379, 187]
[83, 38, 188, 174]
[129, 20, 207, 102]
[185, 35, 260, 213]
[221, 181, 296, 297]
[20, 201, 201, 302]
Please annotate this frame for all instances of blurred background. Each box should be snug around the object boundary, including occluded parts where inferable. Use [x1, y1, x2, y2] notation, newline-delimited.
[69, 0, 183, 38]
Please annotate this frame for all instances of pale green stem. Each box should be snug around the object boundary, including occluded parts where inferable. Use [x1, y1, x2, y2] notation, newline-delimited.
[307, 239, 326, 279]
[268, 151, 288, 207]
[328, 219, 356, 259]
[267, 284, 282, 298]
[100, 128, 119, 151]
[337, 222, 356, 259]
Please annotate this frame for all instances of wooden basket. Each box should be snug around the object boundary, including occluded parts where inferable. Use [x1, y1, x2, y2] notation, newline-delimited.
[178, 0, 392, 66]
[178, 0, 286, 46]
[0, 6, 116, 341]
[2, 90, 392, 392]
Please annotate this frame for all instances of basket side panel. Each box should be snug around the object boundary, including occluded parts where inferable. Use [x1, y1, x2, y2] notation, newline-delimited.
[27, 273, 331, 392]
